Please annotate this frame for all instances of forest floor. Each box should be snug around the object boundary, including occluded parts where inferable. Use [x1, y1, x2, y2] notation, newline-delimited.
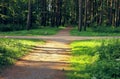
[0, 27, 120, 79]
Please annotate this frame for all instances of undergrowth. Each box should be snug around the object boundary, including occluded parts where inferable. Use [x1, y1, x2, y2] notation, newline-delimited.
[68, 39, 120, 79]
[71, 26, 120, 36]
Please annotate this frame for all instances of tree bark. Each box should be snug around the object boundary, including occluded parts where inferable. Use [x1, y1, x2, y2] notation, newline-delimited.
[84, 0, 87, 31]
[99, 0, 103, 25]
[27, 0, 32, 30]
[78, 0, 82, 31]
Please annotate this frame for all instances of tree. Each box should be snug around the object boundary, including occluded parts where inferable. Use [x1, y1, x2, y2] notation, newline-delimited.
[78, 0, 82, 31]
[84, 0, 88, 31]
[0, 0, 120, 32]
[27, 0, 32, 30]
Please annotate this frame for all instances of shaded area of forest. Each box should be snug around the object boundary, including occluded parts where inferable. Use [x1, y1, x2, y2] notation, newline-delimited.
[0, 0, 120, 32]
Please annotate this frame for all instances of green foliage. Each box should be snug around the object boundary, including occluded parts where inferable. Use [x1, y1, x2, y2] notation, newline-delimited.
[0, 24, 25, 32]
[91, 25, 120, 33]
[0, 38, 44, 70]
[71, 27, 120, 36]
[0, 27, 61, 36]
[68, 39, 120, 79]
[90, 39, 120, 79]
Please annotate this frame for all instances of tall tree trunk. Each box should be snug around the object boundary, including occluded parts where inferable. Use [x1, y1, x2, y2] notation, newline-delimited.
[56, 0, 62, 27]
[27, 0, 32, 30]
[75, 0, 79, 25]
[99, 0, 103, 25]
[115, 0, 119, 26]
[117, 0, 120, 26]
[84, 0, 87, 31]
[51, 0, 56, 27]
[78, 0, 82, 31]
[41, 0, 47, 26]
[108, 0, 113, 25]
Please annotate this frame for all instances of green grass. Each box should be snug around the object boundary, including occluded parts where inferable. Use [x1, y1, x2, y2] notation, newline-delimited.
[0, 27, 61, 36]
[0, 38, 44, 71]
[71, 27, 120, 36]
[68, 39, 120, 79]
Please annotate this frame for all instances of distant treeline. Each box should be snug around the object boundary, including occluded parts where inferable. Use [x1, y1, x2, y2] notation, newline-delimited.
[0, 0, 120, 30]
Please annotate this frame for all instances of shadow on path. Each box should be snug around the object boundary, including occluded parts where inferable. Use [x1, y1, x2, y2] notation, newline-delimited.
[0, 39, 71, 79]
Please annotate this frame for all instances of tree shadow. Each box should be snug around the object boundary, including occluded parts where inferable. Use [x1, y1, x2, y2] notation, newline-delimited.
[31, 46, 72, 55]
[0, 59, 70, 79]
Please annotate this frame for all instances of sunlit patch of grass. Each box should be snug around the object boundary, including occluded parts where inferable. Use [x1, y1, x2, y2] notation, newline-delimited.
[67, 40, 101, 79]
[67, 39, 120, 79]
[0, 38, 44, 71]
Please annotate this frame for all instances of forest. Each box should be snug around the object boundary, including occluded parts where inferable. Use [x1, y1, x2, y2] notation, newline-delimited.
[0, 0, 120, 79]
[0, 0, 120, 32]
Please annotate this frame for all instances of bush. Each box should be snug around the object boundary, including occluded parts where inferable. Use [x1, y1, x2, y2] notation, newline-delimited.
[69, 39, 120, 79]
[91, 25, 120, 33]
[0, 24, 25, 32]
[90, 40, 120, 79]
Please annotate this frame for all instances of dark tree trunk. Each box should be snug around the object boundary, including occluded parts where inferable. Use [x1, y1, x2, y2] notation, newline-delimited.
[78, 0, 82, 31]
[117, 0, 120, 26]
[115, 0, 119, 26]
[99, 0, 103, 25]
[108, 0, 113, 25]
[84, 0, 87, 31]
[27, 0, 32, 30]
[41, 0, 47, 26]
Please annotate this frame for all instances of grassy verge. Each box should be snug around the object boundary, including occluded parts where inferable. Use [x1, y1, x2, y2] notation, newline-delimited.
[0, 27, 61, 36]
[71, 27, 120, 36]
[68, 39, 120, 79]
[0, 38, 44, 71]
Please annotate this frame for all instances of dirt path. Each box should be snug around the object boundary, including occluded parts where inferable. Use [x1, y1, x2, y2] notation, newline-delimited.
[0, 27, 120, 79]
[54, 27, 72, 36]
[0, 27, 71, 79]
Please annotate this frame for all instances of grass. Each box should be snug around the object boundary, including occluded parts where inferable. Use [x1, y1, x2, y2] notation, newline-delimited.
[0, 27, 61, 36]
[68, 39, 120, 79]
[0, 38, 44, 71]
[71, 27, 120, 36]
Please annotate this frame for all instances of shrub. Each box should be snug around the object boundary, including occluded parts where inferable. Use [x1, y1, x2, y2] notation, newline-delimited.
[69, 39, 120, 79]
[90, 40, 120, 79]
[0, 24, 25, 32]
[91, 25, 120, 33]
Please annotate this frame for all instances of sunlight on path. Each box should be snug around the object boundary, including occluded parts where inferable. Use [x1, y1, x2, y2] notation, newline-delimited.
[0, 40, 71, 79]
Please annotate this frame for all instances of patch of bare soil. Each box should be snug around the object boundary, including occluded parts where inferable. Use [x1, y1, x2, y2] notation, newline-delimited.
[54, 27, 72, 36]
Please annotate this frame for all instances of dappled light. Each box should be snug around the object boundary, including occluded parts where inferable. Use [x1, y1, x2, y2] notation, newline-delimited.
[0, 40, 71, 79]
[0, 38, 44, 68]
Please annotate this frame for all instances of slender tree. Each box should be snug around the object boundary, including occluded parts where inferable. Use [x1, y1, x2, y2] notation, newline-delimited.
[84, 0, 87, 31]
[40, 0, 47, 26]
[78, 0, 82, 31]
[27, 0, 32, 30]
